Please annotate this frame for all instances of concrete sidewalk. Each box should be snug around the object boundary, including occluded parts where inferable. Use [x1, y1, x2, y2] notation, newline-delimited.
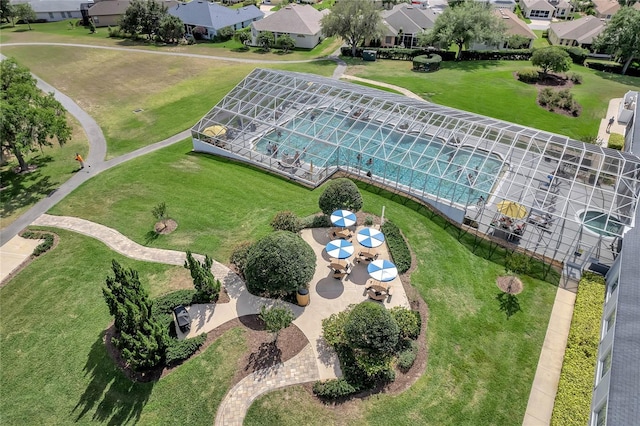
[0, 235, 43, 284]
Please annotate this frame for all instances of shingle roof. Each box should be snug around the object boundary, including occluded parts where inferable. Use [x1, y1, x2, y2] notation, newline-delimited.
[381, 3, 437, 35]
[521, 0, 556, 12]
[168, 2, 263, 30]
[593, 0, 620, 15]
[252, 4, 322, 35]
[550, 16, 605, 44]
[11, 0, 87, 13]
[493, 8, 537, 39]
[88, 0, 130, 16]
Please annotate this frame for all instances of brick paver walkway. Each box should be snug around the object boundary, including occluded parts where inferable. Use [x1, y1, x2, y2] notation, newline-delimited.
[215, 344, 319, 426]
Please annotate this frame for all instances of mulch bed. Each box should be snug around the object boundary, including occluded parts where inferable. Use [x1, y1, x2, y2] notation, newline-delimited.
[155, 219, 178, 234]
[496, 275, 524, 295]
[512, 71, 580, 117]
[104, 314, 309, 384]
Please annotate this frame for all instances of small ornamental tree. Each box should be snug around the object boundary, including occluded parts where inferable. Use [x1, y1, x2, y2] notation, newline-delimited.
[257, 31, 275, 51]
[531, 46, 572, 76]
[234, 29, 250, 48]
[277, 34, 295, 53]
[318, 178, 363, 215]
[152, 202, 169, 231]
[344, 301, 399, 354]
[13, 3, 35, 30]
[102, 260, 166, 371]
[244, 231, 316, 296]
[184, 250, 220, 302]
[259, 304, 295, 343]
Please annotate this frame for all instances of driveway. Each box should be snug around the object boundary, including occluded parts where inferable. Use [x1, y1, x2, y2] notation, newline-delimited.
[528, 19, 552, 31]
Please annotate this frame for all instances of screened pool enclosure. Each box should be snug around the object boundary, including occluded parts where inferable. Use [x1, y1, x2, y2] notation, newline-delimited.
[192, 68, 640, 267]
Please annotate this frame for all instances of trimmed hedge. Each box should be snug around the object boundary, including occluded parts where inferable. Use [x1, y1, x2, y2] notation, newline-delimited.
[165, 333, 206, 365]
[584, 60, 640, 77]
[152, 290, 197, 316]
[551, 272, 605, 426]
[341, 46, 456, 61]
[517, 68, 540, 83]
[270, 210, 301, 233]
[312, 378, 357, 399]
[380, 220, 411, 273]
[608, 133, 625, 151]
[21, 230, 55, 257]
[412, 54, 442, 72]
[459, 49, 532, 61]
[397, 340, 419, 371]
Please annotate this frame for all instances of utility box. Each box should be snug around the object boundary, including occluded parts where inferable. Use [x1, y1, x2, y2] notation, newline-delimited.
[362, 50, 377, 62]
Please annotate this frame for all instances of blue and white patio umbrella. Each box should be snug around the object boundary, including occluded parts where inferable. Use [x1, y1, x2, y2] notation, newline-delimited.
[367, 259, 398, 282]
[357, 227, 385, 248]
[330, 209, 357, 228]
[325, 239, 354, 259]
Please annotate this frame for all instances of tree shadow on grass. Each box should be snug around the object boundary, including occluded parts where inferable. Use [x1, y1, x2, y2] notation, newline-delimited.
[72, 331, 154, 426]
[0, 155, 56, 217]
[496, 292, 522, 319]
[144, 230, 160, 245]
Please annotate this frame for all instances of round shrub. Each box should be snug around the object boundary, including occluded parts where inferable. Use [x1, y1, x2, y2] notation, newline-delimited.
[270, 210, 301, 233]
[517, 68, 540, 83]
[412, 54, 442, 72]
[344, 301, 399, 354]
[318, 178, 363, 215]
[608, 133, 624, 150]
[397, 340, 419, 371]
[390, 307, 421, 340]
[244, 231, 316, 296]
[312, 378, 357, 399]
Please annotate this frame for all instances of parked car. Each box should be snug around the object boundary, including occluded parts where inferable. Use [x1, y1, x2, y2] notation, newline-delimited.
[173, 305, 191, 332]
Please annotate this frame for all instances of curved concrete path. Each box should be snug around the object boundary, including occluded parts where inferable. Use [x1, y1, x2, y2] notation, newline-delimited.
[340, 74, 422, 100]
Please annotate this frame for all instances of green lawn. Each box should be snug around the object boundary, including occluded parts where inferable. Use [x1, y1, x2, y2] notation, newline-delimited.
[532, 30, 550, 48]
[1, 46, 337, 158]
[0, 115, 89, 230]
[0, 228, 247, 425]
[43, 140, 558, 424]
[345, 59, 640, 141]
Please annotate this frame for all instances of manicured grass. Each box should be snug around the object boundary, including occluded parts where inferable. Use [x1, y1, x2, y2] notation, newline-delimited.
[345, 59, 640, 141]
[0, 115, 89, 229]
[532, 30, 550, 48]
[0, 228, 247, 425]
[1, 46, 337, 158]
[47, 140, 557, 424]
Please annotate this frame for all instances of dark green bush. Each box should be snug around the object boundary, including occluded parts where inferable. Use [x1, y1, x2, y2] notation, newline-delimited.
[321, 308, 352, 347]
[312, 378, 357, 399]
[299, 213, 332, 229]
[229, 241, 253, 278]
[505, 252, 531, 275]
[608, 133, 625, 150]
[412, 54, 442, 72]
[344, 302, 399, 354]
[165, 334, 206, 365]
[21, 230, 55, 257]
[390, 307, 421, 340]
[517, 69, 540, 83]
[397, 340, 419, 371]
[244, 231, 316, 296]
[564, 46, 589, 64]
[551, 273, 605, 425]
[152, 290, 197, 316]
[270, 210, 301, 233]
[318, 178, 363, 215]
[380, 221, 411, 273]
[460, 49, 532, 61]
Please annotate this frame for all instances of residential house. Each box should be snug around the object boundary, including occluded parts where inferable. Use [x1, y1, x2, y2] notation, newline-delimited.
[549, 0, 572, 18]
[88, 0, 176, 27]
[520, 0, 556, 19]
[87, 0, 129, 27]
[473, 0, 517, 12]
[548, 16, 605, 49]
[168, 2, 263, 40]
[10, 0, 90, 22]
[471, 8, 537, 50]
[379, 2, 437, 48]
[250, 4, 325, 49]
[592, 0, 620, 19]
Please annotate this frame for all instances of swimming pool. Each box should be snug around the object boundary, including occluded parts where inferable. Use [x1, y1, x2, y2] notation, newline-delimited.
[579, 210, 624, 238]
[255, 110, 504, 205]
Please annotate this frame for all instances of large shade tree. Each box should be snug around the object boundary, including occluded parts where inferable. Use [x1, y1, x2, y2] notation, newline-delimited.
[13, 3, 35, 29]
[120, 0, 169, 39]
[0, 58, 71, 172]
[418, 0, 505, 60]
[593, 7, 640, 75]
[321, 0, 386, 57]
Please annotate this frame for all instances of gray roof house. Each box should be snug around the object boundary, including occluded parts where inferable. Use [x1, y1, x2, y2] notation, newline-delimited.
[520, 0, 556, 19]
[380, 3, 437, 48]
[592, 0, 621, 19]
[11, 0, 90, 22]
[168, 1, 263, 40]
[250, 4, 325, 49]
[548, 16, 605, 49]
[471, 8, 537, 50]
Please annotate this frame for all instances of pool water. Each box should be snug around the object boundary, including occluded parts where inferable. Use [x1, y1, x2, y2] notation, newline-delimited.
[256, 110, 503, 204]
[580, 210, 624, 237]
